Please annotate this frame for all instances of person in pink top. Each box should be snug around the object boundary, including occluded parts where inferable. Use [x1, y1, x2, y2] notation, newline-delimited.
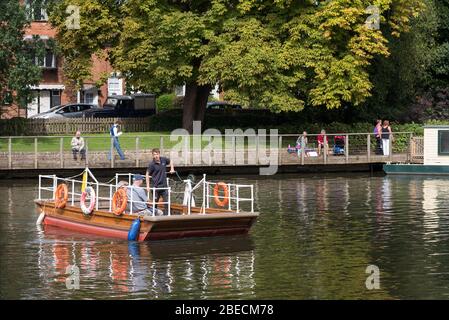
[317, 129, 328, 156]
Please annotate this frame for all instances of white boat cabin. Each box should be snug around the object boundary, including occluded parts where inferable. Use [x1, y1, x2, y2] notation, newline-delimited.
[423, 125, 449, 165]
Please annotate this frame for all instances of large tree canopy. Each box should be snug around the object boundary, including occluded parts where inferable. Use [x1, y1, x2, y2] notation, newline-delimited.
[48, 0, 424, 131]
[0, 0, 46, 110]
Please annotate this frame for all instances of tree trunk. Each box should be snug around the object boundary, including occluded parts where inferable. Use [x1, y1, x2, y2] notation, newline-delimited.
[182, 83, 212, 133]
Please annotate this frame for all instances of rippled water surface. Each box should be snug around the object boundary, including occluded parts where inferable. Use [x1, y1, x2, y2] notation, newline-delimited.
[2, 173, 449, 299]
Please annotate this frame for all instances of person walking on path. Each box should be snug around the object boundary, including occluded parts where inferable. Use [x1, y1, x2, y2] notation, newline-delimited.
[146, 148, 175, 214]
[381, 120, 394, 156]
[374, 119, 383, 155]
[71, 130, 86, 161]
[108, 120, 125, 160]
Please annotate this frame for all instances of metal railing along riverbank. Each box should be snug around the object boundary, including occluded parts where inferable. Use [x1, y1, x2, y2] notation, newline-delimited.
[0, 132, 423, 170]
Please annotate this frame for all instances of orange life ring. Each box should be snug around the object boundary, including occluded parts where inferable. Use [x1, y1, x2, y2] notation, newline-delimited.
[112, 188, 127, 216]
[54, 183, 69, 208]
[213, 182, 229, 207]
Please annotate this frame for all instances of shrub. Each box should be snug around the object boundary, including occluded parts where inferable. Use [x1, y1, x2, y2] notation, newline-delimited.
[156, 93, 176, 112]
[0, 117, 30, 136]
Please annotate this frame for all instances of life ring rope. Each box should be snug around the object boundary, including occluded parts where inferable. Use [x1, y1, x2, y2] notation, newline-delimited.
[213, 182, 229, 208]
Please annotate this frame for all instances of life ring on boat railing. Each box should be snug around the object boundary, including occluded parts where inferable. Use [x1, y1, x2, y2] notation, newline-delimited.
[54, 183, 69, 209]
[213, 182, 229, 207]
[112, 188, 127, 216]
[80, 186, 96, 215]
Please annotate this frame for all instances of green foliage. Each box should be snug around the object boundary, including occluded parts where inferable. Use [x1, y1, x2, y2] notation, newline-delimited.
[156, 93, 176, 112]
[0, 1, 46, 107]
[0, 118, 30, 136]
[48, 0, 425, 115]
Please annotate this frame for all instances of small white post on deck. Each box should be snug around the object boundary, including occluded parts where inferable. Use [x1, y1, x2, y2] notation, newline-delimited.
[236, 186, 240, 213]
[71, 179, 75, 206]
[130, 186, 133, 215]
[206, 181, 210, 208]
[202, 174, 206, 215]
[250, 184, 254, 213]
[38, 175, 42, 200]
[109, 184, 112, 212]
[228, 183, 232, 211]
[52, 175, 57, 200]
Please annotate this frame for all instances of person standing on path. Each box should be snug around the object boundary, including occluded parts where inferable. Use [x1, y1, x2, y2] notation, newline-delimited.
[381, 120, 394, 156]
[108, 120, 125, 160]
[374, 119, 383, 155]
[146, 148, 175, 214]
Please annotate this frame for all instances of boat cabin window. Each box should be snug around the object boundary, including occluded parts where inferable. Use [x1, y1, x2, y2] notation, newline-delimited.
[438, 130, 449, 155]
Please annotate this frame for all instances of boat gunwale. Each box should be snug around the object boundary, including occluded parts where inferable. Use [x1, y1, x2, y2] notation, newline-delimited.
[34, 199, 259, 222]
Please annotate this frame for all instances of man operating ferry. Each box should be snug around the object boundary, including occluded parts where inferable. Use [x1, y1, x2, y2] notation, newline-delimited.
[146, 148, 175, 214]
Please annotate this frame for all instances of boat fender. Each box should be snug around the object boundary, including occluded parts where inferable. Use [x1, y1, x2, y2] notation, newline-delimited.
[128, 218, 141, 241]
[36, 212, 45, 225]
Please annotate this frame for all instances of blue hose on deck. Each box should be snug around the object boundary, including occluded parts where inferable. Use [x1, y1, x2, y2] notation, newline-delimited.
[128, 218, 141, 241]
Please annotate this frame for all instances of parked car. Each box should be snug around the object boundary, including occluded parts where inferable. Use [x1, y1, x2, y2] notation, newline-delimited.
[84, 94, 156, 118]
[30, 103, 98, 119]
[207, 101, 242, 110]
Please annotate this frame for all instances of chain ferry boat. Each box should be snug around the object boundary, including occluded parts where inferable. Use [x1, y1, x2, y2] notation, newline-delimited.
[34, 169, 259, 241]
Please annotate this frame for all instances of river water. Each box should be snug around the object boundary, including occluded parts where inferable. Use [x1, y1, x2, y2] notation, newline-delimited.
[1, 173, 449, 299]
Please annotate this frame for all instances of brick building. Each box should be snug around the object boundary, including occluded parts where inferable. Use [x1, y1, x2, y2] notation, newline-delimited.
[0, 1, 124, 119]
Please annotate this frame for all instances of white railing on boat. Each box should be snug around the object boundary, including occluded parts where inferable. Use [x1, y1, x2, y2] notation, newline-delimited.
[37, 171, 255, 216]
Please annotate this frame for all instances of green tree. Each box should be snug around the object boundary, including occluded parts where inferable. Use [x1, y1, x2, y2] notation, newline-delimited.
[0, 0, 46, 111]
[48, 0, 424, 132]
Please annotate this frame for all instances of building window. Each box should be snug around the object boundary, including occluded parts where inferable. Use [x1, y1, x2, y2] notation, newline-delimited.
[51, 91, 61, 107]
[438, 130, 449, 155]
[84, 93, 94, 104]
[35, 50, 56, 69]
[25, 0, 48, 21]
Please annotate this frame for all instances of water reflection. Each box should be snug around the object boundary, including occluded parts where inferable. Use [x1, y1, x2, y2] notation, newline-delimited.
[34, 226, 255, 299]
[5, 175, 449, 299]
[422, 179, 441, 231]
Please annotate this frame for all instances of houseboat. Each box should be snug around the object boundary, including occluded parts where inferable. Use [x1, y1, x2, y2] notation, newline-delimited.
[34, 169, 259, 241]
[384, 125, 449, 175]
